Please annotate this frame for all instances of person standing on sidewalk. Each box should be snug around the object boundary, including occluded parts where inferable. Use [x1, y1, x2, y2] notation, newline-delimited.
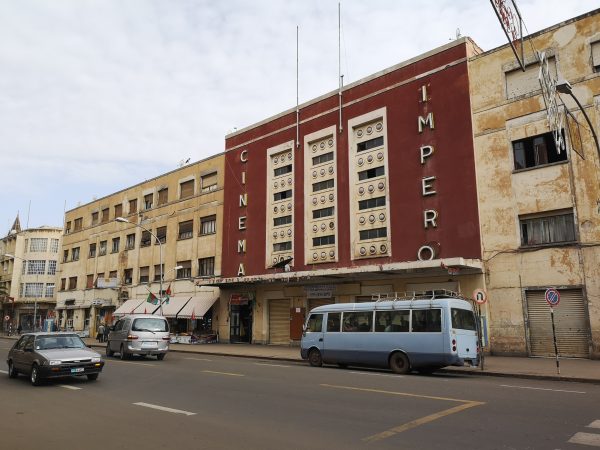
[97, 323, 105, 343]
[103, 323, 110, 343]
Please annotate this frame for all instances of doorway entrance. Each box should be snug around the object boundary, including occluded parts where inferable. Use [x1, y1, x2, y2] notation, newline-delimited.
[230, 303, 252, 343]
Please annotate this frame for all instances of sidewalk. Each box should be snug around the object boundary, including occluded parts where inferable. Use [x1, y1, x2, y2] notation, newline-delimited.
[2, 335, 598, 384]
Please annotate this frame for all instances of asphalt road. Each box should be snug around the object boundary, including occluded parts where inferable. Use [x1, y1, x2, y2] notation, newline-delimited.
[0, 342, 599, 450]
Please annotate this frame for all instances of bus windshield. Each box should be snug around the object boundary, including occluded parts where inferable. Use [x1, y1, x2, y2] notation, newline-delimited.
[451, 308, 476, 331]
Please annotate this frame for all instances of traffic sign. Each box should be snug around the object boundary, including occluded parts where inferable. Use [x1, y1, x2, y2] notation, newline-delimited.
[473, 288, 487, 305]
[4, 315, 10, 321]
[545, 288, 560, 307]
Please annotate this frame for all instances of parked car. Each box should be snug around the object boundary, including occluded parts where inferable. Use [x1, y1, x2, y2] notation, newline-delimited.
[106, 314, 170, 360]
[7, 332, 104, 386]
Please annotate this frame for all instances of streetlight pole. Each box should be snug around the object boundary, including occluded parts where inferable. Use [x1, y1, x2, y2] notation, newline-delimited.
[115, 218, 165, 315]
[3, 253, 38, 331]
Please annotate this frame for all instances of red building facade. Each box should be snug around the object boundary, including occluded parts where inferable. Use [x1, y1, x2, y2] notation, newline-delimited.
[212, 39, 485, 344]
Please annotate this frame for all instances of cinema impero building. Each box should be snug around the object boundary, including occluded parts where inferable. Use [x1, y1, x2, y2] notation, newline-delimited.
[205, 38, 488, 345]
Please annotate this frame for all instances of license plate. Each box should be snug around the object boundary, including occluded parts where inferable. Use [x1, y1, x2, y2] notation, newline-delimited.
[71, 368, 84, 373]
[142, 342, 157, 349]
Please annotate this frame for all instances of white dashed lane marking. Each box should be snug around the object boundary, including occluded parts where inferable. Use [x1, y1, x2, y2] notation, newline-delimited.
[184, 357, 213, 362]
[255, 363, 290, 368]
[0, 370, 7, 374]
[589, 420, 600, 429]
[58, 385, 82, 390]
[133, 402, 196, 416]
[500, 384, 585, 394]
[568, 432, 600, 447]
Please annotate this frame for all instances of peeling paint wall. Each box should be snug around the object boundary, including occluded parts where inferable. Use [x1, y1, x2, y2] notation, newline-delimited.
[470, 10, 600, 358]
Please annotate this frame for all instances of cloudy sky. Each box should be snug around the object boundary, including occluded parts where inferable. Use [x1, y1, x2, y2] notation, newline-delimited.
[0, 0, 595, 232]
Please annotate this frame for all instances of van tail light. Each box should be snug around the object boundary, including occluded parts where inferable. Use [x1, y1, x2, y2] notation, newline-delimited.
[127, 334, 139, 341]
[162, 336, 170, 341]
[452, 339, 457, 352]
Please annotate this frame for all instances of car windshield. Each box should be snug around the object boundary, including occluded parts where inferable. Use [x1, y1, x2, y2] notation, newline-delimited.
[132, 318, 168, 332]
[35, 335, 86, 350]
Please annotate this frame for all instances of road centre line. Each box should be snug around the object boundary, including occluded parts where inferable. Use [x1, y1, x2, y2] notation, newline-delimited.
[58, 385, 82, 390]
[184, 357, 213, 362]
[0, 370, 7, 374]
[320, 384, 484, 443]
[255, 363, 290, 368]
[134, 402, 196, 416]
[500, 384, 586, 394]
[568, 432, 600, 446]
[202, 370, 244, 377]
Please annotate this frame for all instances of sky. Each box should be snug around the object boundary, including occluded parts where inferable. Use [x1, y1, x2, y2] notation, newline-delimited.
[0, 0, 596, 233]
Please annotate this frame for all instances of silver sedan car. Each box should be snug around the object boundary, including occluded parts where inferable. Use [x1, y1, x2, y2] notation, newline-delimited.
[7, 332, 104, 386]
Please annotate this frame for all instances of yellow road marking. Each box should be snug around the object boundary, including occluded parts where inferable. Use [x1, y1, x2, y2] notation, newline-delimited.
[202, 370, 244, 377]
[320, 384, 485, 443]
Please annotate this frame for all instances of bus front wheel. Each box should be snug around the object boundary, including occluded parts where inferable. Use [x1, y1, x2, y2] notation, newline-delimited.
[308, 349, 323, 367]
[389, 352, 410, 374]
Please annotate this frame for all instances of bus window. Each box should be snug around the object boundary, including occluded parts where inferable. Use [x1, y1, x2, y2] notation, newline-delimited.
[327, 313, 341, 332]
[375, 310, 409, 332]
[411, 309, 441, 332]
[306, 314, 323, 332]
[451, 308, 476, 331]
[342, 311, 373, 332]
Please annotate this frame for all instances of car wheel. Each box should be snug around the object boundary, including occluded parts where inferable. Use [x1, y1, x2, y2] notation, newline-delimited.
[8, 360, 18, 379]
[389, 352, 410, 374]
[30, 364, 43, 386]
[87, 373, 99, 381]
[308, 348, 323, 367]
[105, 342, 114, 357]
[157, 353, 165, 361]
[120, 344, 129, 360]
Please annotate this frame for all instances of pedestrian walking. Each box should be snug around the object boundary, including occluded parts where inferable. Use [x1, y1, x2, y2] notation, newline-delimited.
[97, 323, 105, 343]
[17, 324, 22, 335]
[103, 323, 110, 343]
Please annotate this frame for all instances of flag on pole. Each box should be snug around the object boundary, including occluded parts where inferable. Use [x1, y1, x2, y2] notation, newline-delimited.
[165, 283, 172, 296]
[147, 292, 158, 305]
[163, 283, 171, 305]
[191, 309, 196, 321]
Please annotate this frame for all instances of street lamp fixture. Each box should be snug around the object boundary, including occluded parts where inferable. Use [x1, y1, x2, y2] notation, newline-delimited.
[556, 79, 600, 161]
[115, 217, 166, 315]
[3, 253, 39, 332]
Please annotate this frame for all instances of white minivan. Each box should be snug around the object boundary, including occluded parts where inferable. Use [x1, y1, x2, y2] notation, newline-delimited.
[106, 314, 170, 360]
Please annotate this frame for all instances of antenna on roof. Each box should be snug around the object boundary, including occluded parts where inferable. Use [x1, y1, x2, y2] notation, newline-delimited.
[296, 25, 300, 148]
[338, 2, 343, 134]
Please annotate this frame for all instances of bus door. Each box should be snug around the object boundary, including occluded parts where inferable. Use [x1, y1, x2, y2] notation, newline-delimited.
[450, 307, 479, 363]
[303, 312, 324, 354]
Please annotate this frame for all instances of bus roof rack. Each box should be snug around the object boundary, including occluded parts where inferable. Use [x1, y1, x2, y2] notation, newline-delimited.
[371, 290, 468, 304]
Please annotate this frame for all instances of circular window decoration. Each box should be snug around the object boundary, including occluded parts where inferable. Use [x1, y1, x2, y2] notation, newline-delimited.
[279, 256, 285, 262]
[274, 206, 278, 213]
[288, 153, 292, 160]
[288, 178, 292, 185]
[358, 186, 365, 195]
[273, 257, 278, 264]
[369, 215, 376, 223]
[274, 157, 278, 164]
[328, 166, 334, 174]
[357, 158, 364, 166]
[328, 193, 334, 201]
[357, 129, 363, 138]
[329, 221, 334, 229]
[377, 152, 384, 161]
[280, 230, 285, 237]
[273, 232, 278, 238]
[380, 244, 387, 253]
[368, 185, 375, 193]
[379, 213, 386, 221]
[359, 247, 367, 256]
[312, 144, 317, 152]
[320, 168, 325, 176]
[320, 195, 326, 203]
[312, 198, 318, 205]
[312, 171, 317, 178]
[312, 225, 318, 232]
[320, 142, 325, 149]
[280, 179, 286, 186]
[287, 229, 292, 236]
[313, 253, 318, 260]
[321, 252, 326, 260]
[274, 182, 278, 189]
[378, 182, 385, 190]
[366, 126, 373, 134]
[376, 122, 383, 131]
[328, 139, 333, 147]
[329, 250, 335, 258]
[287, 203, 292, 210]
[369, 246, 376, 254]
[359, 216, 366, 225]
[367, 155, 373, 163]
[320, 223, 326, 231]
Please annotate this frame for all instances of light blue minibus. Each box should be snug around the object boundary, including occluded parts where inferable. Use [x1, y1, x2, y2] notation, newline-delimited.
[300, 291, 480, 374]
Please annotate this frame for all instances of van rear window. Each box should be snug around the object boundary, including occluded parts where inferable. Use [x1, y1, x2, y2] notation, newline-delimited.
[451, 308, 476, 331]
[132, 318, 169, 332]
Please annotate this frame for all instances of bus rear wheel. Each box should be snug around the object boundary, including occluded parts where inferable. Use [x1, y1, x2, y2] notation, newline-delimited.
[389, 352, 410, 374]
[308, 349, 323, 367]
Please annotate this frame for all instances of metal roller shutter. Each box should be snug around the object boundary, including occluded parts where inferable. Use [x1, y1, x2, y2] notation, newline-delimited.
[308, 298, 333, 311]
[269, 300, 290, 345]
[526, 289, 589, 358]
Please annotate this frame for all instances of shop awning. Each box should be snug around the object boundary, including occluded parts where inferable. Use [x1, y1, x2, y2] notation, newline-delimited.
[153, 296, 192, 318]
[132, 300, 160, 315]
[114, 299, 146, 316]
[177, 289, 220, 319]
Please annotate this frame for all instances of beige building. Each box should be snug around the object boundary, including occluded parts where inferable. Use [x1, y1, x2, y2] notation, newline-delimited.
[470, 9, 600, 358]
[0, 216, 62, 332]
[57, 155, 224, 338]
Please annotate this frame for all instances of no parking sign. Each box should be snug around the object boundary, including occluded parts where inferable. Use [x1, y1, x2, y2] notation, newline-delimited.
[545, 288, 560, 307]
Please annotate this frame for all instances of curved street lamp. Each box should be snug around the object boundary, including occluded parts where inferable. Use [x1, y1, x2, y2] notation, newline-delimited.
[115, 217, 166, 315]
